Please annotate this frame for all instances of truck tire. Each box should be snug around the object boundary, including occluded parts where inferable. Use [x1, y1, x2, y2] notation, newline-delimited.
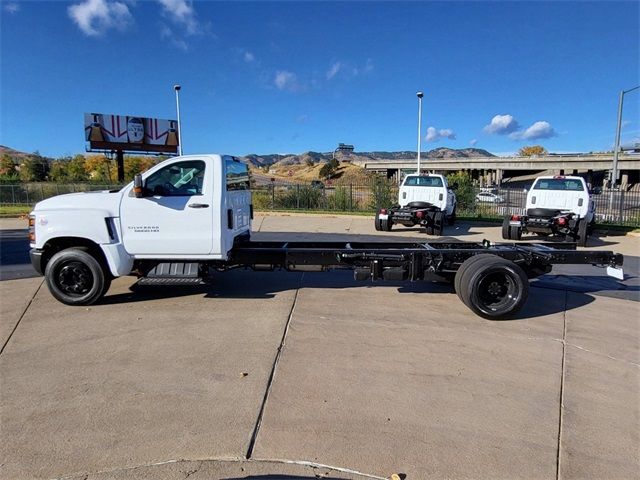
[454, 253, 494, 294]
[447, 207, 456, 226]
[374, 213, 382, 231]
[509, 225, 522, 241]
[456, 254, 529, 319]
[502, 215, 511, 240]
[380, 217, 393, 231]
[577, 219, 588, 247]
[425, 226, 434, 235]
[433, 211, 444, 236]
[44, 247, 110, 306]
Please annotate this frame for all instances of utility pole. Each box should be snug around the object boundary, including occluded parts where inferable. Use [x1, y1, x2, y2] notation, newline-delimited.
[174, 84, 183, 156]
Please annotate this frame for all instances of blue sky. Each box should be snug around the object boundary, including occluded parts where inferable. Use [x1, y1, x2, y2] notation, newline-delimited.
[1, 0, 638, 158]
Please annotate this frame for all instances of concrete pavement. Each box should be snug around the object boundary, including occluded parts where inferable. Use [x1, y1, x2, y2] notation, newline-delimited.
[0, 214, 638, 479]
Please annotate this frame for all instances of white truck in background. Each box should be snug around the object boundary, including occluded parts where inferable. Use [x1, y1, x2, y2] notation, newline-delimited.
[502, 175, 595, 246]
[375, 174, 457, 235]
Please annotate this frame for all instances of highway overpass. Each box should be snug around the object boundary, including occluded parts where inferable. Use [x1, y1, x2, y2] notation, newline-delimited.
[358, 154, 640, 186]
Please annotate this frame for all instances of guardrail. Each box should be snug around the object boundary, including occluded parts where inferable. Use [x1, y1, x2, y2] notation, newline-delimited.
[1, 182, 638, 227]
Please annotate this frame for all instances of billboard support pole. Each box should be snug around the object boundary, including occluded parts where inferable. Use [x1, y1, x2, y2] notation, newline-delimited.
[116, 150, 124, 183]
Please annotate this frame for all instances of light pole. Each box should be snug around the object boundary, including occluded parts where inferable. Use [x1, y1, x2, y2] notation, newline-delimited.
[416, 91, 424, 175]
[608, 85, 639, 212]
[611, 85, 639, 187]
[174, 84, 183, 156]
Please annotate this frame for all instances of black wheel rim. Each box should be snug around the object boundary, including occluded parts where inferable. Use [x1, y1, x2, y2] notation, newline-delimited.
[475, 269, 520, 315]
[56, 261, 94, 296]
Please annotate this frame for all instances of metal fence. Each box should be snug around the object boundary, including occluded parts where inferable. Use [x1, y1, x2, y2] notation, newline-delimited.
[2, 182, 639, 226]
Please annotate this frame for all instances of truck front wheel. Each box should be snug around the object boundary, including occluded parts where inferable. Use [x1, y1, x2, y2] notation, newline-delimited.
[44, 247, 110, 306]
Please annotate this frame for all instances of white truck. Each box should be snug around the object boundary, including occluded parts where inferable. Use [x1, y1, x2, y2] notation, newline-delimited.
[28, 155, 623, 319]
[374, 174, 457, 235]
[502, 175, 595, 246]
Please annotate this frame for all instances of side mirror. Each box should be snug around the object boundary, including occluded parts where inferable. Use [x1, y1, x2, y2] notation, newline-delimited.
[133, 174, 144, 198]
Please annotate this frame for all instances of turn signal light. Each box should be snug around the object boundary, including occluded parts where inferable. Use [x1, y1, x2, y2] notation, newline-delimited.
[416, 211, 424, 219]
[380, 208, 387, 214]
[511, 215, 521, 221]
[28, 215, 35, 242]
[557, 217, 567, 226]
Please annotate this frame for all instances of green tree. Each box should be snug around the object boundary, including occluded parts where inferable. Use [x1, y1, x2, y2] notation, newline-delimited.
[518, 145, 547, 157]
[0, 154, 17, 178]
[446, 171, 474, 210]
[368, 176, 396, 210]
[49, 160, 68, 182]
[18, 152, 49, 182]
[125, 156, 156, 181]
[84, 155, 113, 183]
[66, 154, 89, 182]
[319, 158, 339, 179]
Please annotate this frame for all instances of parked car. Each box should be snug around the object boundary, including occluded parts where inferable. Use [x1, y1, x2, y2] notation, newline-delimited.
[475, 192, 505, 203]
[310, 180, 325, 189]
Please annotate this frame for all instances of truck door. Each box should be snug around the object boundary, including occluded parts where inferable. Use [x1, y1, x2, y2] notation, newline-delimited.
[120, 159, 214, 255]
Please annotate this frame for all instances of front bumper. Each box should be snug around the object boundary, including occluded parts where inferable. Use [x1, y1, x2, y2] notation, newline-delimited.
[29, 249, 44, 275]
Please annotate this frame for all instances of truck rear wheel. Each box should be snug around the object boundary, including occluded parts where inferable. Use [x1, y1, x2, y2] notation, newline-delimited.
[44, 247, 110, 306]
[374, 213, 382, 231]
[502, 215, 511, 239]
[577, 219, 588, 247]
[433, 211, 444, 236]
[509, 225, 522, 241]
[380, 217, 393, 231]
[456, 254, 529, 319]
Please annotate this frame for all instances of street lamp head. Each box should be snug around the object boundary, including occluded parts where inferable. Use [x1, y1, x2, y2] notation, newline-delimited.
[174, 84, 181, 91]
[416, 91, 424, 98]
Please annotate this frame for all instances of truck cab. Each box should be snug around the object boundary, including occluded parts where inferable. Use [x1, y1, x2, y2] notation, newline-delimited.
[375, 174, 456, 235]
[29, 154, 252, 304]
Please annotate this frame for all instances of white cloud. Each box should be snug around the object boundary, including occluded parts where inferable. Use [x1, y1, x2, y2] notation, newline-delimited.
[160, 25, 188, 51]
[244, 51, 255, 63]
[68, 0, 132, 36]
[470, 139, 478, 146]
[326, 62, 341, 80]
[4, 2, 20, 14]
[275, 70, 298, 91]
[484, 114, 520, 135]
[352, 58, 374, 76]
[157, 0, 200, 35]
[426, 126, 457, 142]
[511, 121, 557, 140]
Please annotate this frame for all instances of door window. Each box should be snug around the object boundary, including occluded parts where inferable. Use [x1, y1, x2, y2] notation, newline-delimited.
[145, 160, 205, 196]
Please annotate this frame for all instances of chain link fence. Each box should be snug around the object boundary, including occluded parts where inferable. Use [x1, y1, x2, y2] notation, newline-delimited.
[2, 182, 639, 226]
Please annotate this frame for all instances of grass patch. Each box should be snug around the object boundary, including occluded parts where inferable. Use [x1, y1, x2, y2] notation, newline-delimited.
[0, 205, 31, 216]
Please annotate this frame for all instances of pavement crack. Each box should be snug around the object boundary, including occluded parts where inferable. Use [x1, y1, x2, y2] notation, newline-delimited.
[564, 342, 639, 367]
[245, 273, 303, 459]
[0, 279, 43, 356]
[556, 290, 568, 480]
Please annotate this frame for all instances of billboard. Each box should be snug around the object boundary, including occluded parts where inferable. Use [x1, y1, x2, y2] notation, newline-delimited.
[84, 113, 179, 153]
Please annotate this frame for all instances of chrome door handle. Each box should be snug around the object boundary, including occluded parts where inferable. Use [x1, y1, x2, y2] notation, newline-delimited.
[188, 203, 209, 208]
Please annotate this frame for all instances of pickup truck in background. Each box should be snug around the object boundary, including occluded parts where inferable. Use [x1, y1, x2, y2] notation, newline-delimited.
[375, 174, 457, 235]
[502, 175, 595, 246]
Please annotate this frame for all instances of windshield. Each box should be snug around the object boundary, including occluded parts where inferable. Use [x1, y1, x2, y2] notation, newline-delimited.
[403, 176, 443, 187]
[533, 178, 584, 191]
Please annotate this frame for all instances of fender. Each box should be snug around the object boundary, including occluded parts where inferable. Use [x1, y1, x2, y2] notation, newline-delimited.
[32, 209, 134, 277]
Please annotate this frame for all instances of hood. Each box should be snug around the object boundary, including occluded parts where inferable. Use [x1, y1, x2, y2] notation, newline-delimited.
[33, 190, 123, 217]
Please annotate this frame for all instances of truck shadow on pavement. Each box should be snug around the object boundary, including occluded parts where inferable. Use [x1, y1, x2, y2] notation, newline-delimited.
[100, 269, 608, 321]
